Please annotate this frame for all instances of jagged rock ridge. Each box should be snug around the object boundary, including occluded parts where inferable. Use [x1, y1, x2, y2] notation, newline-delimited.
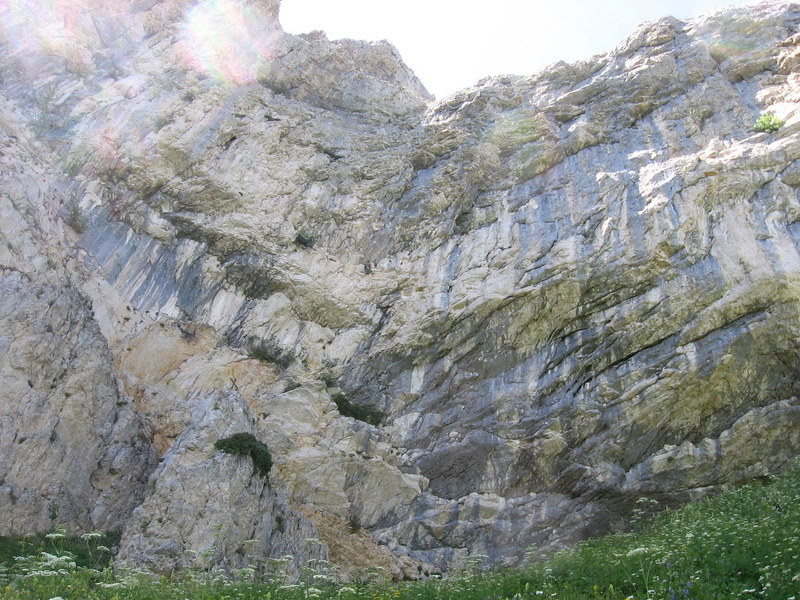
[1, 0, 800, 576]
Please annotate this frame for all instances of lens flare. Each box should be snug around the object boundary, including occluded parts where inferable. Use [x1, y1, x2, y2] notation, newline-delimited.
[0, 0, 98, 75]
[178, 0, 281, 85]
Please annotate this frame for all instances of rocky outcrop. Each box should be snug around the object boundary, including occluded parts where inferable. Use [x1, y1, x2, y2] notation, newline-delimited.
[1, 0, 800, 575]
[115, 389, 323, 575]
[0, 93, 157, 535]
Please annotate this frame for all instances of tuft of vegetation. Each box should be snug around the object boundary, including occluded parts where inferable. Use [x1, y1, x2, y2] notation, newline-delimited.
[274, 515, 286, 533]
[0, 529, 118, 572]
[754, 113, 784, 133]
[214, 433, 273, 479]
[249, 343, 293, 370]
[294, 233, 315, 248]
[64, 197, 88, 233]
[520, 461, 800, 600]
[2, 461, 800, 599]
[331, 393, 385, 427]
[319, 371, 338, 388]
[283, 379, 302, 393]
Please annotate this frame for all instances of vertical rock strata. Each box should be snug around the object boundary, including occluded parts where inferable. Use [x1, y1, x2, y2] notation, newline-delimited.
[0, 93, 157, 535]
[1, 0, 800, 574]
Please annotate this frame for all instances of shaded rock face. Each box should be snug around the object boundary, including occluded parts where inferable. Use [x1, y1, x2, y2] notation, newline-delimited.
[1, 0, 800, 575]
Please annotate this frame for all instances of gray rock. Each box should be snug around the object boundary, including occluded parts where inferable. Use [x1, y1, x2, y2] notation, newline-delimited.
[116, 389, 323, 575]
[0, 0, 799, 575]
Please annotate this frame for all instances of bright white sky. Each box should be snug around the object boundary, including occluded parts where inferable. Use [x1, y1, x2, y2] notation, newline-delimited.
[280, 0, 757, 99]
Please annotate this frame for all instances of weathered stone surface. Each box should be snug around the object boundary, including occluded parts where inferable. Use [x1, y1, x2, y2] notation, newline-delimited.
[115, 389, 323, 575]
[1, 0, 800, 575]
[0, 94, 157, 536]
[0, 268, 157, 535]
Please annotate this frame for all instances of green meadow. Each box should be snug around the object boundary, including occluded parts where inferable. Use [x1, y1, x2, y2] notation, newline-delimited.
[2, 461, 799, 600]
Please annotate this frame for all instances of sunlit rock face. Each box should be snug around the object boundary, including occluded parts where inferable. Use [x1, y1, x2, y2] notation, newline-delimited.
[1, 0, 800, 575]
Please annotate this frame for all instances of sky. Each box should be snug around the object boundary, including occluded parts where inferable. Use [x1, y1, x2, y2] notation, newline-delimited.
[280, 0, 758, 99]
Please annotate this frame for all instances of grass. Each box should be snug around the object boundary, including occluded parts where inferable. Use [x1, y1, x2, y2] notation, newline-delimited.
[0, 529, 119, 571]
[2, 461, 800, 599]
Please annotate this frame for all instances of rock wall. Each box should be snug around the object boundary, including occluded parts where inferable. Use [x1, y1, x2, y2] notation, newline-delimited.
[1, 0, 800, 575]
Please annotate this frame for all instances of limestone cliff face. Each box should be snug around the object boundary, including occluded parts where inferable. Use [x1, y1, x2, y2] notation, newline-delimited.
[1, 0, 800, 575]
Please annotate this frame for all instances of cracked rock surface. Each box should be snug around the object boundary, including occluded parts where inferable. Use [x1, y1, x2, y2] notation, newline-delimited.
[1, 0, 800, 574]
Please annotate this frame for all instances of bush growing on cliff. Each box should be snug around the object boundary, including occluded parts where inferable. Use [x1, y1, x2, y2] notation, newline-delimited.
[754, 113, 784, 133]
[214, 433, 272, 478]
[319, 370, 338, 388]
[331, 393, 385, 426]
[64, 197, 87, 233]
[248, 341, 293, 370]
[294, 233, 314, 248]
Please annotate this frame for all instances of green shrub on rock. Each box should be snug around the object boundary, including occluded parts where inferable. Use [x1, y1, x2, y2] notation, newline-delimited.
[214, 433, 272, 479]
[65, 197, 87, 233]
[754, 113, 784, 133]
[248, 342, 293, 370]
[331, 393, 385, 426]
[294, 233, 314, 248]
